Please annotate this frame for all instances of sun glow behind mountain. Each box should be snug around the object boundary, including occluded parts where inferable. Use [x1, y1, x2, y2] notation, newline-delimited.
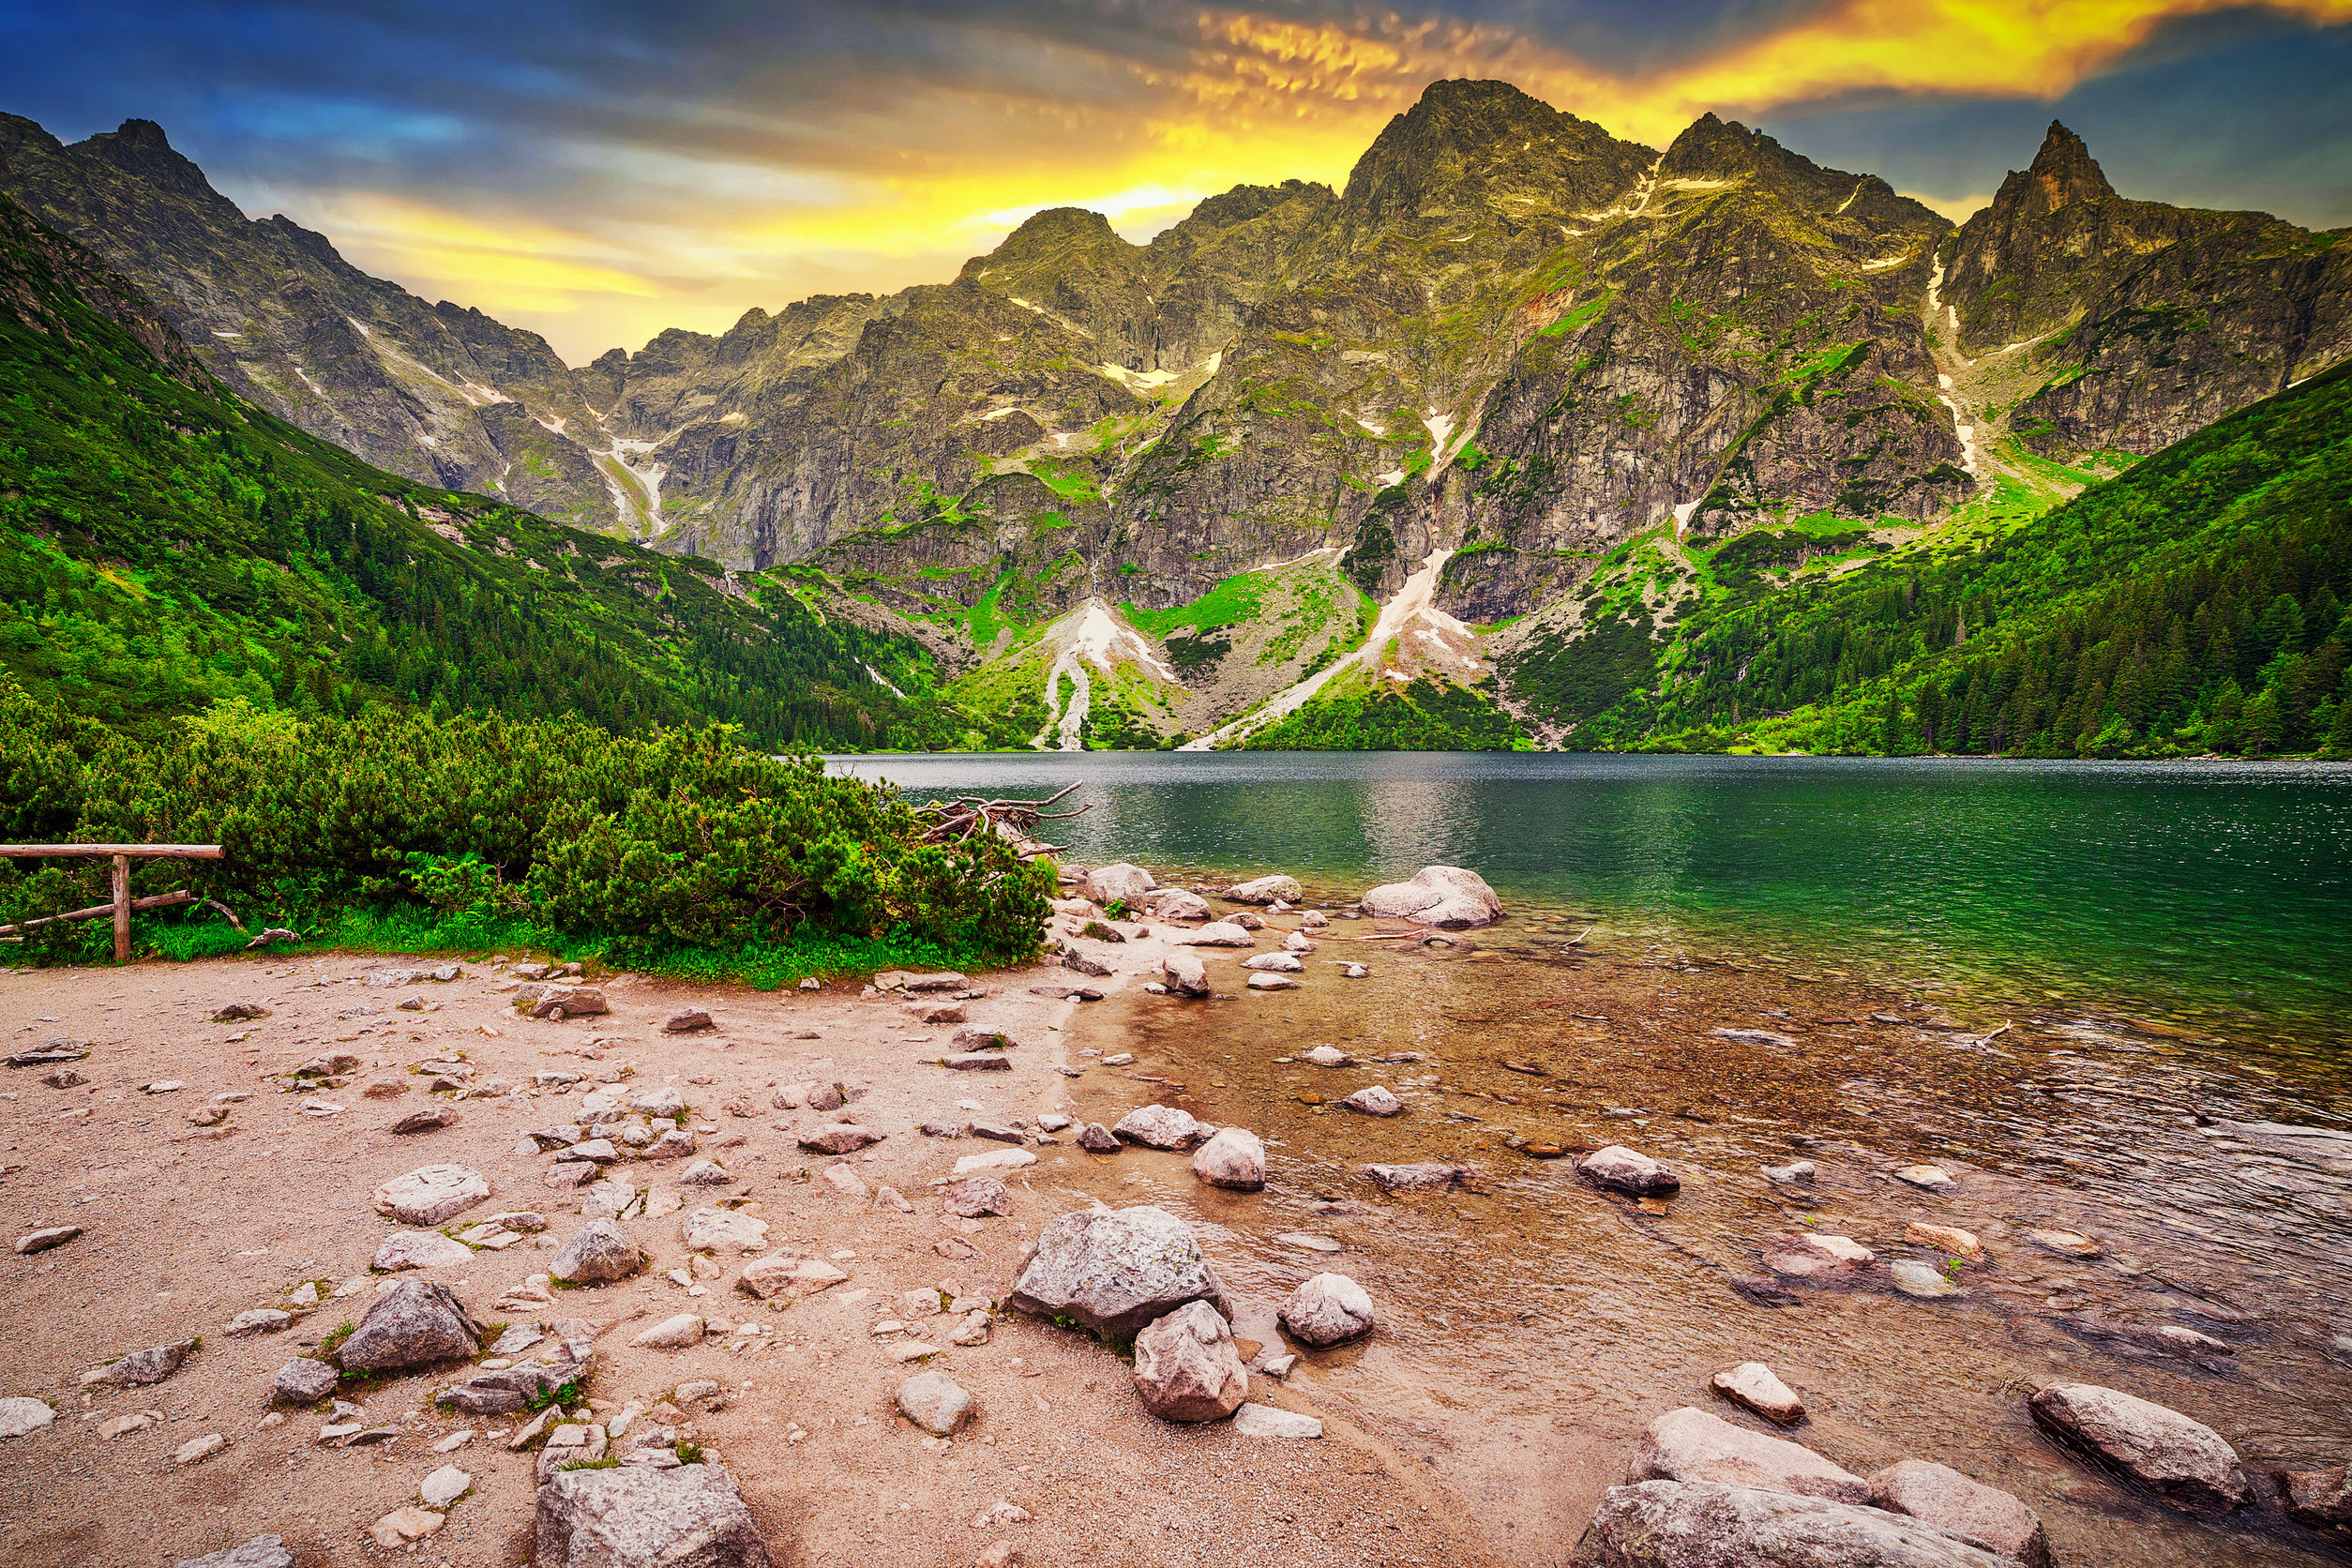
[8, 0, 2346, 363]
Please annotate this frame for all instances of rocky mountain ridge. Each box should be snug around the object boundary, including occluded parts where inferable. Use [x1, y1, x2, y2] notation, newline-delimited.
[3, 83, 2345, 747]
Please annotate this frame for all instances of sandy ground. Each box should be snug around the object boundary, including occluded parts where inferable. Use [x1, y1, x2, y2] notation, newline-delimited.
[0, 911, 1506, 1568]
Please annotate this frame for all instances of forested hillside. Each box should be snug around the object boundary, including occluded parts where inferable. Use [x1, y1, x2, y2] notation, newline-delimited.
[0, 193, 1013, 749]
[1511, 360, 2352, 757]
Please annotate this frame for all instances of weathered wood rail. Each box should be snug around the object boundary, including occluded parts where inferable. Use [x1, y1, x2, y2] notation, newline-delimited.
[0, 844, 223, 959]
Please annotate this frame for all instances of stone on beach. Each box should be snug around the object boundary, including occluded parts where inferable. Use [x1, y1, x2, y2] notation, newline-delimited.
[897, 1369, 974, 1436]
[173, 1538, 293, 1568]
[0, 1396, 55, 1438]
[550, 1219, 643, 1285]
[1279, 1272, 1376, 1347]
[1192, 1126, 1267, 1190]
[1362, 1160, 1467, 1194]
[683, 1207, 769, 1255]
[371, 1164, 490, 1227]
[337, 1281, 480, 1373]
[735, 1251, 849, 1302]
[1356, 866, 1502, 927]
[1160, 951, 1210, 997]
[14, 1225, 82, 1255]
[663, 1009, 714, 1033]
[2026, 1382, 2250, 1514]
[1577, 1145, 1681, 1197]
[2274, 1465, 2352, 1531]
[1009, 1205, 1229, 1338]
[906, 1000, 968, 1025]
[81, 1338, 198, 1388]
[1131, 1301, 1250, 1422]
[631, 1313, 705, 1349]
[798, 1122, 883, 1153]
[1711, 1028, 1799, 1048]
[1570, 1480, 2015, 1568]
[374, 1230, 475, 1272]
[535, 1462, 776, 1568]
[1763, 1161, 1817, 1185]
[1242, 952, 1304, 972]
[1152, 888, 1213, 922]
[1079, 863, 1156, 907]
[1076, 1123, 1121, 1153]
[1711, 1362, 1805, 1425]
[1889, 1261, 1963, 1299]
[1233, 1403, 1322, 1440]
[953, 1147, 1037, 1176]
[1629, 1407, 1869, 1503]
[944, 1177, 1015, 1217]
[271, 1356, 339, 1405]
[1180, 922, 1256, 947]
[1892, 1165, 1956, 1192]
[1245, 972, 1299, 990]
[1869, 1460, 2053, 1568]
[1340, 1086, 1404, 1117]
[1114, 1104, 1211, 1150]
[1226, 874, 1302, 904]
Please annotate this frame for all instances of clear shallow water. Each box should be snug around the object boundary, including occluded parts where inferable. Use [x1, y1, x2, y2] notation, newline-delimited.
[831, 752, 2352, 1047]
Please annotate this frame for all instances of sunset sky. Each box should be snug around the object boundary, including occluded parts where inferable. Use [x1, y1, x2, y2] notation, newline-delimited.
[8, 1, 2347, 364]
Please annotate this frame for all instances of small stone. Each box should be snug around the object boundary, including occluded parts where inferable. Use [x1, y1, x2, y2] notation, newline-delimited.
[1009, 1205, 1229, 1338]
[1904, 1222, 1981, 1259]
[1361, 1160, 1464, 1194]
[1339, 1086, 1403, 1117]
[949, 1311, 991, 1346]
[1892, 1164, 1956, 1191]
[81, 1339, 198, 1388]
[1132, 1301, 1249, 1422]
[1232, 1403, 1321, 1440]
[1279, 1272, 1375, 1346]
[336, 1281, 480, 1372]
[173, 1433, 227, 1465]
[374, 1230, 475, 1272]
[1710, 1362, 1805, 1425]
[735, 1252, 849, 1302]
[907, 1000, 969, 1025]
[1711, 1028, 1799, 1048]
[2274, 1464, 2352, 1531]
[897, 1369, 973, 1436]
[367, 1506, 445, 1548]
[679, 1158, 732, 1186]
[664, 1009, 715, 1033]
[1245, 973, 1299, 991]
[822, 1164, 869, 1199]
[1191, 1126, 1267, 1190]
[1100, 1053, 1134, 1067]
[1160, 951, 1210, 998]
[1075, 1123, 1120, 1153]
[1340, 963, 1368, 979]
[1762, 1160, 1816, 1185]
[270, 1356, 339, 1407]
[1114, 1104, 1210, 1150]
[643, 1128, 698, 1159]
[13, 1226, 82, 1255]
[389, 1106, 458, 1135]
[1890, 1260, 1963, 1299]
[1758, 1232, 1877, 1282]
[550, 1218, 644, 1285]
[1242, 953, 1304, 972]
[683, 1207, 770, 1255]
[953, 1147, 1037, 1177]
[1302, 1045, 1349, 1067]
[224, 1308, 294, 1336]
[800, 1123, 883, 1154]
[944, 1177, 1014, 1218]
[2024, 1228, 2102, 1258]
[419, 1463, 471, 1507]
[1577, 1145, 1680, 1197]
[631, 1312, 706, 1349]
[0, 1396, 55, 1439]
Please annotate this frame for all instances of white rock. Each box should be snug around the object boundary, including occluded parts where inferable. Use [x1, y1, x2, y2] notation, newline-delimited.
[896, 1369, 973, 1436]
[1302, 1045, 1349, 1067]
[1079, 862, 1157, 907]
[1160, 951, 1209, 997]
[1131, 1301, 1249, 1422]
[630, 1313, 705, 1349]
[1711, 1362, 1805, 1425]
[953, 1148, 1038, 1177]
[373, 1230, 475, 1272]
[1179, 922, 1256, 948]
[1114, 1104, 1210, 1150]
[2027, 1382, 2251, 1514]
[1630, 1407, 1867, 1503]
[1356, 866, 1502, 927]
[682, 1208, 770, 1255]
[1233, 1403, 1321, 1439]
[418, 1464, 471, 1507]
[1245, 973, 1299, 991]
[1339, 1086, 1403, 1117]
[1278, 1273, 1375, 1346]
[173, 1433, 227, 1465]
[1241, 953, 1303, 972]
[1225, 875, 1301, 904]
[0, 1396, 54, 1439]
[371, 1165, 490, 1227]
[1191, 1127, 1267, 1191]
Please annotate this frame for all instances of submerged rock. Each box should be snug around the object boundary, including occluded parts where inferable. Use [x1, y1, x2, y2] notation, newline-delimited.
[1339, 1086, 1404, 1117]
[1577, 1145, 1681, 1197]
[1361, 1160, 1466, 1194]
[1279, 1273, 1376, 1347]
[1226, 875, 1302, 905]
[1710, 1362, 1805, 1425]
[2027, 1382, 2250, 1514]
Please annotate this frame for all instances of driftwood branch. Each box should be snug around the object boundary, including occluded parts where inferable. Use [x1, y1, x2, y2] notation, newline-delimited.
[909, 783, 1089, 860]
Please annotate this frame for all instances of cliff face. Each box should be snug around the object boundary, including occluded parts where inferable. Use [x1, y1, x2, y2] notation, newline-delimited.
[1939, 123, 2352, 457]
[0, 115, 620, 528]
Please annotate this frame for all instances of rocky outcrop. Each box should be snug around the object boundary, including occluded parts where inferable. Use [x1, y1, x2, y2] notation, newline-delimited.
[1009, 1206, 1229, 1338]
[1569, 1481, 2015, 1568]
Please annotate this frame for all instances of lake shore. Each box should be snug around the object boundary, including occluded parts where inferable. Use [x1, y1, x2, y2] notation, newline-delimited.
[4, 863, 2348, 1567]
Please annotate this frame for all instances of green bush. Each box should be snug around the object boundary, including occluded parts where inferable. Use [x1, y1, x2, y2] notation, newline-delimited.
[0, 685, 1051, 968]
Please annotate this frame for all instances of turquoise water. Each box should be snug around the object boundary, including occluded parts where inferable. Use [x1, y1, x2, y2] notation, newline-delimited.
[829, 752, 2352, 1044]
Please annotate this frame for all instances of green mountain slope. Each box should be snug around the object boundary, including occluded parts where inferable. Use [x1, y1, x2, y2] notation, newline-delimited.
[1503, 358, 2352, 757]
[0, 193, 1011, 749]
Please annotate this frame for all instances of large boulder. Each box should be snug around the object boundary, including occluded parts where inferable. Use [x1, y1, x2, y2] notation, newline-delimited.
[336, 1280, 480, 1373]
[1192, 1127, 1267, 1191]
[550, 1219, 643, 1285]
[1357, 866, 1502, 927]
[1079, 863, 1156, 908]
[371, 1164, 490, 1227]
[2027, 1382, 2250, 1514]
[1568, 1481, 2015, 1568]
[1009, 1205, 1229, 1338]
[1869, 1460, 2052, 1568]
[1114, 1104, 1211, 1151]
[1629, 1407, 1870, 1504]
[1131, 1302, 1249, 1422]
[1578, 1146, 1680, 1197]
[1225, 875, 1303, 905]
[534, 1461, 775, 1567]
[1279, 1273, 1376, 1347]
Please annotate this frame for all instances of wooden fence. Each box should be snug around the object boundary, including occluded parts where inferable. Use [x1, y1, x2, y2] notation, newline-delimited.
[0, 844, 224, 960]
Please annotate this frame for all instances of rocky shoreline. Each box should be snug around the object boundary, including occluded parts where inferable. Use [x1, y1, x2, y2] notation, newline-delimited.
[1, 860, 2345, 1566]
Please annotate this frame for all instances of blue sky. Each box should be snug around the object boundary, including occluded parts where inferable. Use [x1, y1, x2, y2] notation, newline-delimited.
[5, 1, 2344, 362]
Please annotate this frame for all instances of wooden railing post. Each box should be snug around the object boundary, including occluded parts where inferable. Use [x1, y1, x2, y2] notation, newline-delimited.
[112, 853, 130, 963]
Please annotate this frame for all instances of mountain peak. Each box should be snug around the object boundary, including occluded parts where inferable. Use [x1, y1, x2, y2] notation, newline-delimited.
[1342, 78, 1653, 224]
[76, 119, 226, 204]
[2004, 121, 2117, 219]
